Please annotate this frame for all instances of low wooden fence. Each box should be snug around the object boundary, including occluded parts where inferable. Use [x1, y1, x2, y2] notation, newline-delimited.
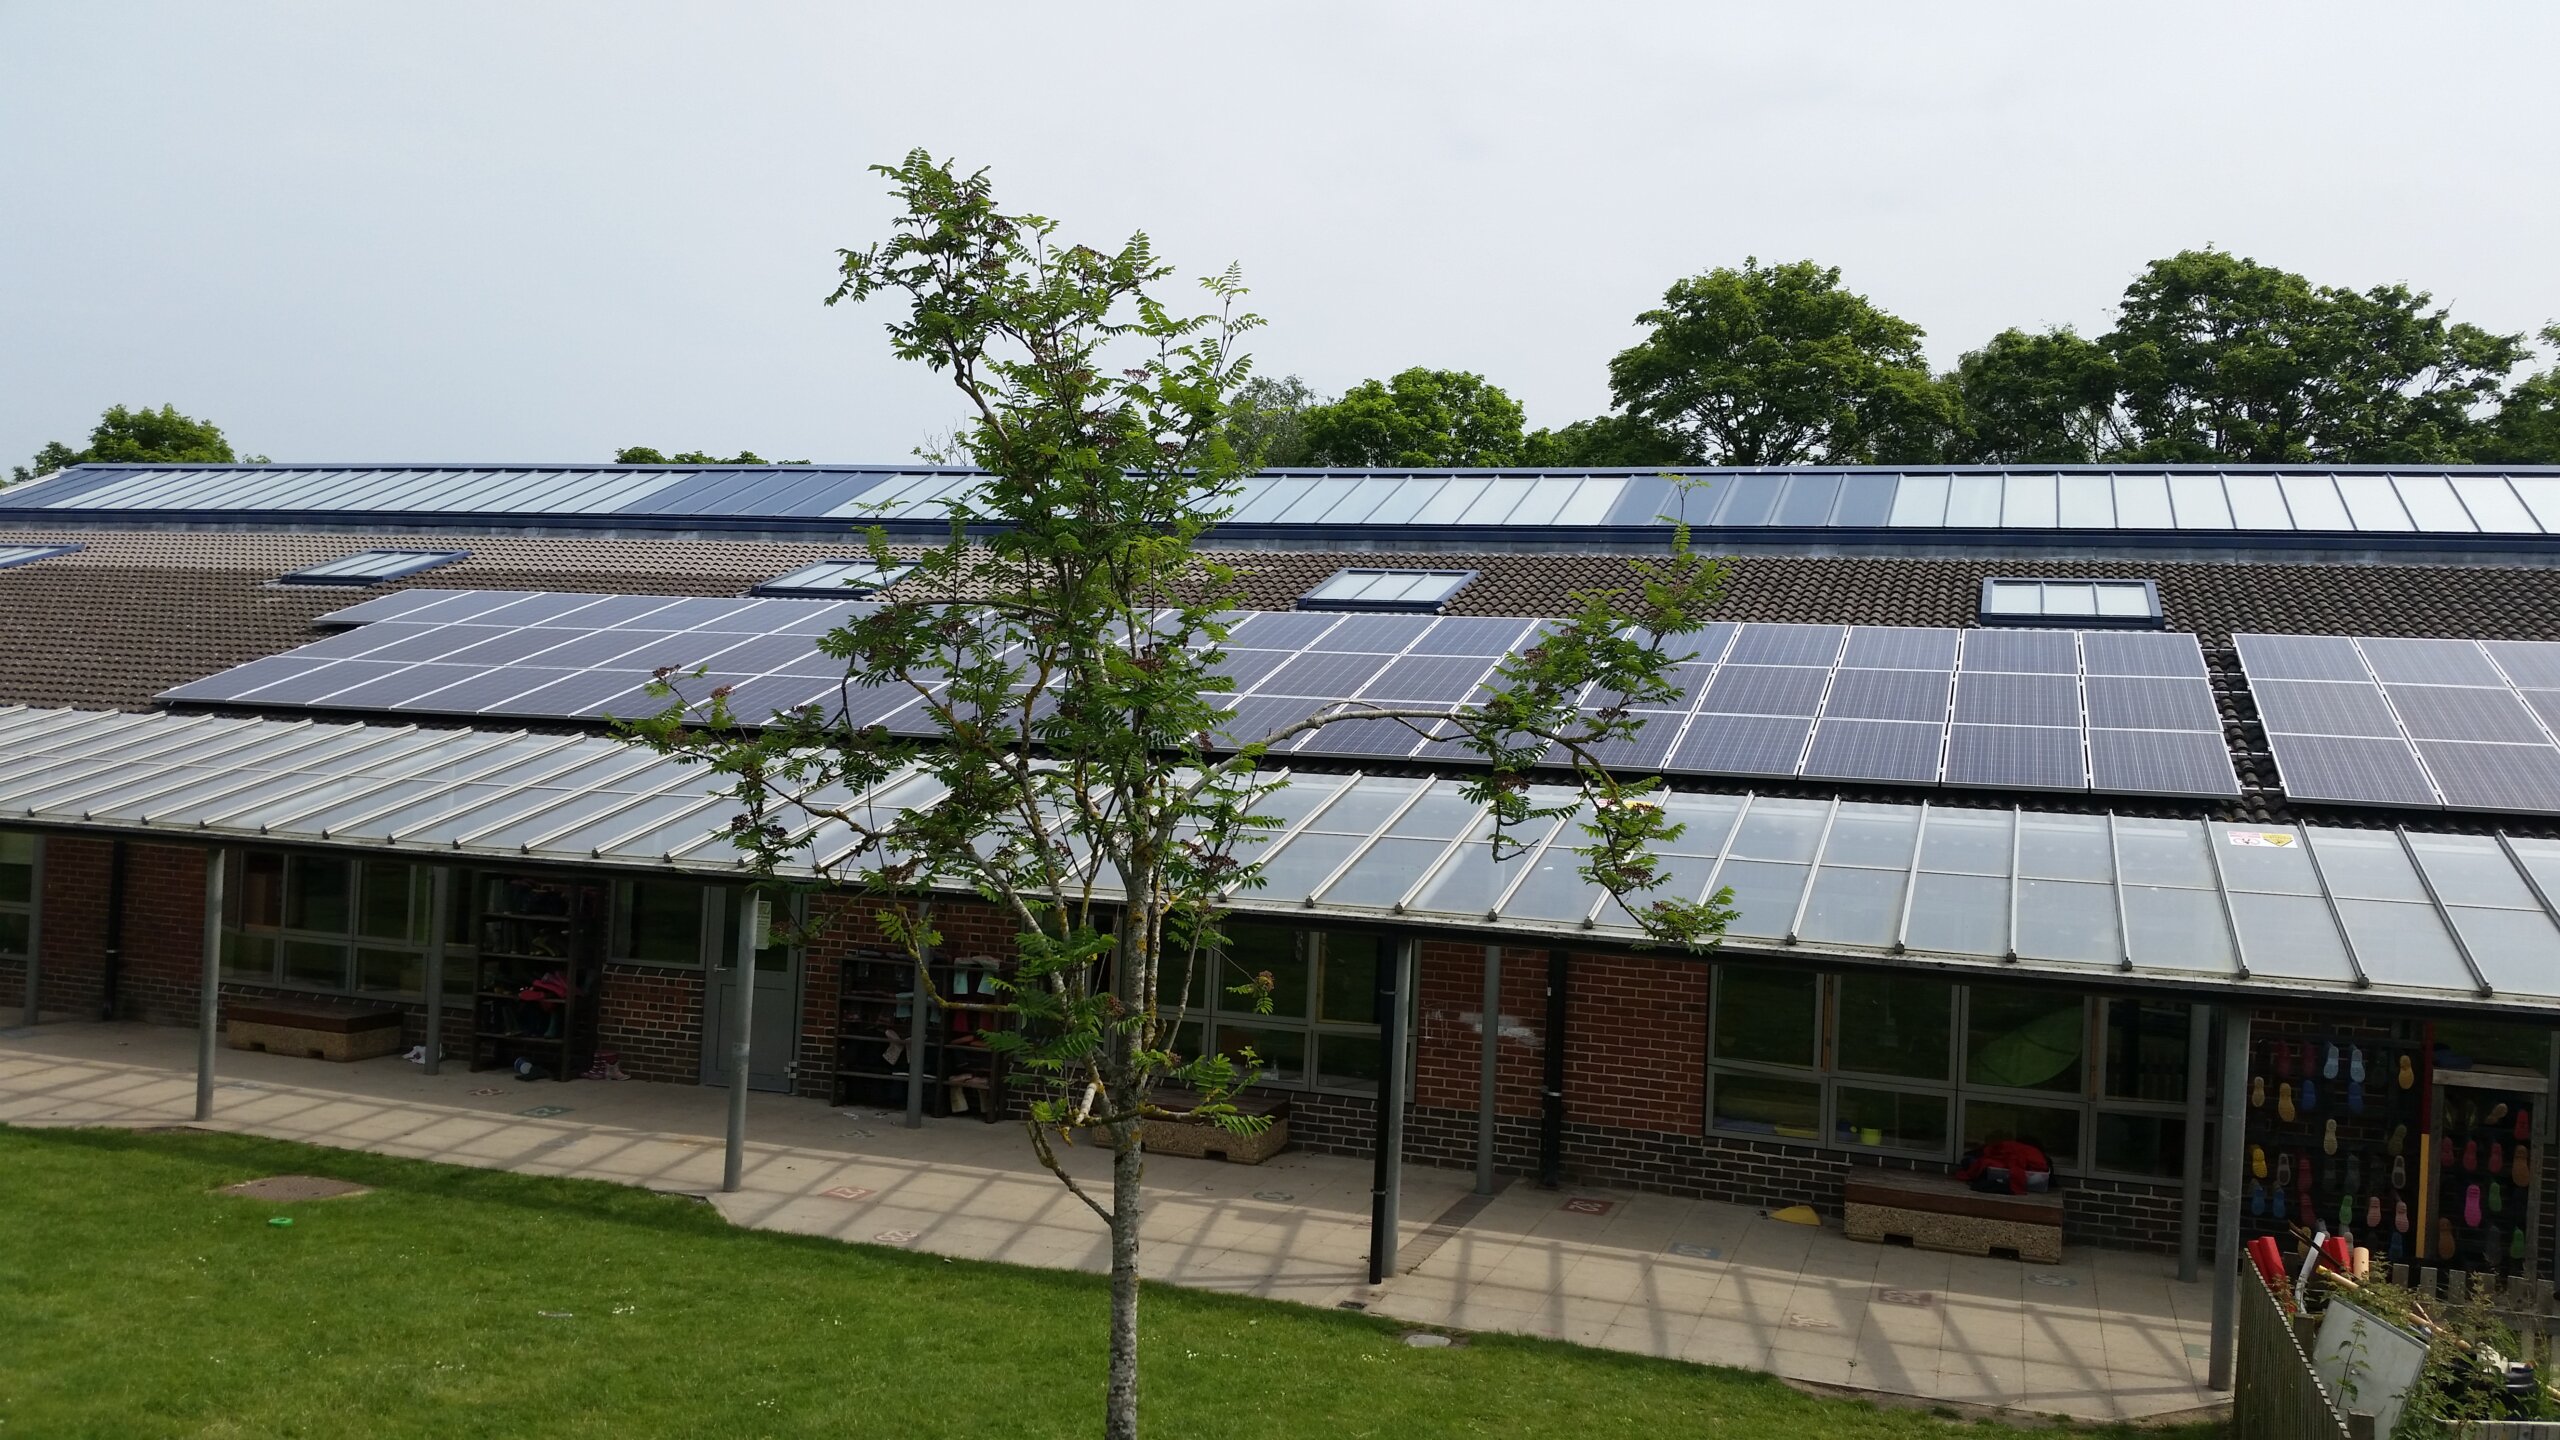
[2237, 1261, 2356, 1440]
[2378, 1266, 2560, 1369]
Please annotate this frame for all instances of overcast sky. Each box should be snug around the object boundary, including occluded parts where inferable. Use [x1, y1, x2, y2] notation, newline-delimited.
[4, 3, 2554, 469]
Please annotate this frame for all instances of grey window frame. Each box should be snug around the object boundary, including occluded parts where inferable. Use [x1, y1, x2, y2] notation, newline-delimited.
[1703, 964, 2191, 1182]
[1187, 924, 1402, 1098]
[1978, 578, 2163, 629]
[610, 877, 719, 968]
[276, 549, 469, 587]
[1296, 568, 1478, 614]
[0, 829, 37, 960]
[221, 848, 468, 998]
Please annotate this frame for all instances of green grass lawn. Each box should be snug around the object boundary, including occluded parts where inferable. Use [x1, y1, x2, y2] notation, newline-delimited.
[0, 1126, 2224, 1439]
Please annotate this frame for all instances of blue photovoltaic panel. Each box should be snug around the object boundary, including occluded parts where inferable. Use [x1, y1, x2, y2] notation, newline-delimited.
[2485, 640, 2560, 690]
[12, 464, 2558, 547]
[2236, 631, 2560, 813]
[2089, 729, 2239, 797]
[1944, 724, 2084, 790]
[167, 599, 2240, 799]
[2081, 630, 2210, 679]
[1960, 628, 2078, 675]
[1801, 719, 1942, 783]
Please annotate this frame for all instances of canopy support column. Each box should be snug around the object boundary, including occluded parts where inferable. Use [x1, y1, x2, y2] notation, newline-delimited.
[722, 889, 760, 1194]
[1475, 944, 1500, 1196]
[1368, 938, 1411, 1285]
[422, 866, 450, 1077]
[1539, 949, 1567, 1189]
[195, 848, 225, 1122]
[904, 938, 931, 1130]
[18, 837, 40, 1027]
[2177, 1001, 2211, 1282]
[2208, 1002, 2250, 1391]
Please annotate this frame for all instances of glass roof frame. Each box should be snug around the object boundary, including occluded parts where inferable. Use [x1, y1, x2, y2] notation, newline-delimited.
[9, 705, 2560, 1011]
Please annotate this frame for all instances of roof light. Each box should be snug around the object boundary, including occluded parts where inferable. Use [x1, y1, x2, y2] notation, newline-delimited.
[1297, 568, 1477, 614]
[278, 550, 468, 587]
[0, 543, 82, 572]
[1979, 578, 2161, 629]
[751, 559, 911, 598]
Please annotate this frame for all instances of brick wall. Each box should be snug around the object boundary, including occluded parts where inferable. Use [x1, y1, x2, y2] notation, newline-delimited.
[596, 965, 705, 1083]
[2, 835, 113, 1020]
[108, 843, 214, 1024]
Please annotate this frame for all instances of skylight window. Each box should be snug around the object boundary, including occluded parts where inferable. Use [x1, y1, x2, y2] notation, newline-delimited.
[751, 559, 912, 598]
[1980, 578, 2162, 628]
[0, 543, 82, 572]
[1297, 568, 1477, 613]
[277, 550, 468, 587]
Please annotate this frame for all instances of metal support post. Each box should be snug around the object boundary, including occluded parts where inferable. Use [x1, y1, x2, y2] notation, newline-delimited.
[722, 889, 761, 1194]
[1475, 943, 1501, 1196]
[422, 867, 449, 1077]
[195, 848, 225, 1122]
[1539, 949, 1567, 1188]
[19, 836, 40, 1027]
[2178, 1002, 2211, 1283]
[1368, 938, 1410, 1285]
[2208, 1002, 2251, 1391]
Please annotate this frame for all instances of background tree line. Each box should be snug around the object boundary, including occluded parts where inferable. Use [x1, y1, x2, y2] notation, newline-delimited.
[1234, 248, 2560, 470]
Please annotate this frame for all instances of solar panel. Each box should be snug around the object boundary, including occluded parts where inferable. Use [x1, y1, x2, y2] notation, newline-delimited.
[2237, 632, 2560, 813]
[1801, 719, 1942, 783]
[2484, 640, 2560, 689]
[1945, 724, 2084, 790]
[168, 596, 2241, 801]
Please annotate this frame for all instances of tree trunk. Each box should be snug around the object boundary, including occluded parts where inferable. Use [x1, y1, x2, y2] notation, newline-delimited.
[1104, 1126, 1145, 1440]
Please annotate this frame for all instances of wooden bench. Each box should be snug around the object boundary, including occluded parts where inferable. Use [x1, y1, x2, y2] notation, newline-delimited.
[1140, 1086, 1291, 1165]
[1843, 1169, 2065, 1264]
[226, 999, 406, 1063]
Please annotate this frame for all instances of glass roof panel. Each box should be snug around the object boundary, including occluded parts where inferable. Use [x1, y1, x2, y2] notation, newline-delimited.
[1819, 803, 1920, 869]
[1888, 475, 1948, 526]
[2303, 828, 2427, 901]
[1728, 798, 1830, 861]
[2335, 899, 2474, 992]
[2406, 833, 2537, 909]
[2167, 474, 2233, 528]
[1904, 871, 2008, 954]
[2123, 885, 2237, 974]
[1798, 865, 1906, 946]
[1918, 807, 2012, 876]
[2017, 814, 2113, 881]
[1500, 848, 1602, 921]
[2446, 906, 2560, 999]
[2113, 474, 2174, 528]
[1944, 475, 2001, 527]
[2056, 474, 2114, 528]
[2224, 474, 2292, 529]
[2227, 891, 2356, 983]
[2015, 878, 2119, 964]
[2452, 477, 2537, 533]
[2394, 475, 2475, 532]
[1315, 837, 1452, 907]
[1716, 859, 1809, 937]
[2002, 474, 2058, 528]
[2278, 475, 2353, 530]
[2339, 475, 2414, 531]
[2215, 826, 2320, 894]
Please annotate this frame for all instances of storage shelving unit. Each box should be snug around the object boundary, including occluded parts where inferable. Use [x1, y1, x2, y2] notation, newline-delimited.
[469, 874, 603, 1082]
[832, 951, 1007, 1120]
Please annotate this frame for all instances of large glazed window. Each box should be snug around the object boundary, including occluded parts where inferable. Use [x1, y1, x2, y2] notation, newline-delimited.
[1166, 922, 1393, 1096]
[0, 831, 35, 958]
[1705, 964, 2192, 1179]
[222, 849, 472, 999]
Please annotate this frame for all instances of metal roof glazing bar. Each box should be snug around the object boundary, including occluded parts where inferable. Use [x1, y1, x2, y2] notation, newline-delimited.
[2003, 805, 2022, 962]
[2494, 832, 2560, 932]
[2396, 826, 2494, 997]
[2293, 826, 2371, 989]
[2200, 821, 2251, 981]
[1785, 797, 1841, 944]
[1303, 780, 1440, 908]
[1892, 802, 1929, 954]
[2106, 811, 2133, 972]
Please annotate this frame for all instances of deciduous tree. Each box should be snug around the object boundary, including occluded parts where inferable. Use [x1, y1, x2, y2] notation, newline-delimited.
[621, 151, 1730, 1440]
[2470, 326, 2560, 464]
[614, 446, 809, 464]
[1607, 258, 1956, 466]
[1298, 366, 1527, 467]
[1947, 328, 2128, 465]
[11, 403, 238, 483]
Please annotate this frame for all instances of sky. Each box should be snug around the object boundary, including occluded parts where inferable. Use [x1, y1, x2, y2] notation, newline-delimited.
[3, 2, 2555, 469]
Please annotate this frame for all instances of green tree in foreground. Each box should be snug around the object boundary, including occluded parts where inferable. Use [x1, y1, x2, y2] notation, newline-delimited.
[621, 151, 1732, 1440]
[1607, 258, 1956, 467]
[11, 403, 238, 483]
[614, 446, 810, 464]
[1298, 366, 1527, 467]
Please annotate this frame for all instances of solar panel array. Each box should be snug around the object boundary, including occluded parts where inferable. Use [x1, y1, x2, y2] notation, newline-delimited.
[11, 462, 2560, 541]
[2236, 634, 2560, 813]
[166, 590, 2241, 799]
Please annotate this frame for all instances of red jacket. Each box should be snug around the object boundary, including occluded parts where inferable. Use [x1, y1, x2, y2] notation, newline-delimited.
[1955, 1140, 2051, 1194]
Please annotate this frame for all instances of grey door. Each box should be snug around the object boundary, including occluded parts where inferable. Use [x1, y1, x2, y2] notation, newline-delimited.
[702, 890, 799, 1092]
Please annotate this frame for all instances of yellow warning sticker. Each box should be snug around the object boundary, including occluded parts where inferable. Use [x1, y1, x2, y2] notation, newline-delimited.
[2226, 831, 2296, 847]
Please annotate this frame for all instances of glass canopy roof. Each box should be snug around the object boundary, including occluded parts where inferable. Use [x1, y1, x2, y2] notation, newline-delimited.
[1, 704, 2554, 1014]
[5, 463, 2556, 546]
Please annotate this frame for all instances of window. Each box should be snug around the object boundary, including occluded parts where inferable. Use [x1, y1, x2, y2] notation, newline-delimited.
[1296, 569, 1477, 614]
[614, 879, 711, 966]
[0, 543, 82, 572]
[752, 559, 911, 597]
[1167, 922, 1393, 1095]
[222, 850, 472, 998]
[277, 550, 467, 586]
[1705, 964, 2192, 1179]
[0, 831, 36, 958]
[1978, 578, 2161, 629]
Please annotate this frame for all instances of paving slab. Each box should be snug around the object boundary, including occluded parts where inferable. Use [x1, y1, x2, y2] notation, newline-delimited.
[2, 1019, 2226, 1421]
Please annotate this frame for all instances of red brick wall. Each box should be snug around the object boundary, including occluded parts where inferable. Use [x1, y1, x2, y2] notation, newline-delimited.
[1412, 940, 1550, 1118]
[2, 835, 114, 1020]
[1565, 951, 1709, 1135]
[793, 893, 1023, 1101]
[110, 842, 214, 1025]
[595, 964, 705, 1083]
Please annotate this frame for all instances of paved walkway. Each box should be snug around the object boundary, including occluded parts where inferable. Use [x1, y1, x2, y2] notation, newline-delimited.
[0, 1021, 2226, 1422]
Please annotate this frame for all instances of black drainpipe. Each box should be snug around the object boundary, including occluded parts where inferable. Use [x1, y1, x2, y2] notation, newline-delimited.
[99, 840, 128, 1020]
[1539, 947, 1567, 1189]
